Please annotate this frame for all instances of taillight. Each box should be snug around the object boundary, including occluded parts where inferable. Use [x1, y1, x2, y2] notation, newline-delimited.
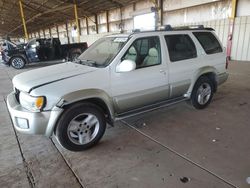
[226, 56, 229, 69]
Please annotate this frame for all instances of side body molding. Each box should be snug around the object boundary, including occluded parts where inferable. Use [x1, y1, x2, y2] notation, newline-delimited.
[57, 89, 115, 121]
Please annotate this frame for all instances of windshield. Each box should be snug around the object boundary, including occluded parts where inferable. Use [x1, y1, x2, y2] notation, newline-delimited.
[5, 41, 17, 50]
[78, 37, 128, 67]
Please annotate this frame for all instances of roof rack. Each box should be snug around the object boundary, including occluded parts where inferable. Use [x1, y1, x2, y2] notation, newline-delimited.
[132, 29, 141, 33]
[157, 24, 214, 31]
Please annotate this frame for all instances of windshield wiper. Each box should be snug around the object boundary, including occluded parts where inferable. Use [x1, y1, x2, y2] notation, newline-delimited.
[76, 59, 103, 67]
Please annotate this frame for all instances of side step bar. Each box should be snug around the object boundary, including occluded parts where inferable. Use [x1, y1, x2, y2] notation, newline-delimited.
[115, 97, 188, 121]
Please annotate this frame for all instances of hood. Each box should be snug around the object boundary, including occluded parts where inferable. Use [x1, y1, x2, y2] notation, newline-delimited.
[13, 62, 97, 92]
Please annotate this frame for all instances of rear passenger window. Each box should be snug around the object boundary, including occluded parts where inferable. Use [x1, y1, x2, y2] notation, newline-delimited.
[193, 32, 222, 54]
[164, 35, 197, 62]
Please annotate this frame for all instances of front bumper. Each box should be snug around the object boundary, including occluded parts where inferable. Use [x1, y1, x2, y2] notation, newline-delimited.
[7, 92, 63, 137]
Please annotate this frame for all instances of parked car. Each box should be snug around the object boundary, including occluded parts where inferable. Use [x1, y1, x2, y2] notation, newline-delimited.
[2, 38, 88, 69]
[7, 25, 228, 151]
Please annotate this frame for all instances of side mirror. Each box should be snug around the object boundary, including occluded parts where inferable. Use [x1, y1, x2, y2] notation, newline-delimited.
[116, 59, 136, 73]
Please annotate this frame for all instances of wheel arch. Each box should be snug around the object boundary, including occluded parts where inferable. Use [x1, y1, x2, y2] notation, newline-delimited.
[9, 54, 28, 64]
[55, 89, 115, 128]
[185, 66, 218, 98]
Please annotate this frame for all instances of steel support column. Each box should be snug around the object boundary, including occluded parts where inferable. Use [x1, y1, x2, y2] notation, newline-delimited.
[227, 0, 238, 60]
[74, 2, 80, 43]
[19, 0, 28, 40]
[160, 0, 163, 26]
[106, 11, 110, 32]
[95, 14, 99, 34]
[86, 17, 89, 35]
[66, 22, 70, 44]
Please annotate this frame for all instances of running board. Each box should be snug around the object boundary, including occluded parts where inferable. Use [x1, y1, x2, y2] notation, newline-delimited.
[115, 97, 188, 121]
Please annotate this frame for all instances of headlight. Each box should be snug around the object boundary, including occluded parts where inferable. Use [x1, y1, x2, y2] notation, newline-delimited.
[19, 92, 46, 112]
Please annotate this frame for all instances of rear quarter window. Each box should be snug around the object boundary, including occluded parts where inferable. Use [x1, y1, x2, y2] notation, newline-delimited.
[193, 32, 222, 54]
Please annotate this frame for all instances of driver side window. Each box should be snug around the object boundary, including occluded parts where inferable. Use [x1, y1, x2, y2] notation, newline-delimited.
[123, 36, 161, 69]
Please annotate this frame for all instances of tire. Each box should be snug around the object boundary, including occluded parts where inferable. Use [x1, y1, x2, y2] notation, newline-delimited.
[191, 76, 214, 109]
[69, 49, 81, 62]
[56, 103, 106, 151]
[10, 56, 26, 69]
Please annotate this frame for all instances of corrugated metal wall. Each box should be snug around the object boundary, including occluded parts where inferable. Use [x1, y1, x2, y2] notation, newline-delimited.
[185, 16, 250, 61]
[184, 19, 230, 49]
[231, 16, 250, 61]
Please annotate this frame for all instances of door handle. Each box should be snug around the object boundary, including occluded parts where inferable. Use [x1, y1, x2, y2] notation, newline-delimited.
[160, 70, 166, 74]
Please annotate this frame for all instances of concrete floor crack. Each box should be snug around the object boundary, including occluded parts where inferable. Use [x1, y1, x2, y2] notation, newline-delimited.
[4, 99, 36, 188]
[50, 138, 86, 188]
[121, 120, 238, 188]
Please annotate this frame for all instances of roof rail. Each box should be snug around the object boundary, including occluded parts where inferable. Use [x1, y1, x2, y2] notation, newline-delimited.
[157, 24, 214, 31]
[132, 29, 141, 33]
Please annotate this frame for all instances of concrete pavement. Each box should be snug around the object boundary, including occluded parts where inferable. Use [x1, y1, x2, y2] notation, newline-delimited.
[0, 61, 249, 188]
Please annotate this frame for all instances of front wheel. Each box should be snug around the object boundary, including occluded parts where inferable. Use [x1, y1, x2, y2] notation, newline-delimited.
[191, 76, 214, 109]
[69, 49, 82, 62]
[56, 103, 106, 151]
[70, 52, 81, 62]
[10, 56, 26, 69]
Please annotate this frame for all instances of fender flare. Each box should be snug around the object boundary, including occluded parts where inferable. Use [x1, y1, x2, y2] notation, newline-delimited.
[185, 66, 218, 98]
[57, 89, 115, 121]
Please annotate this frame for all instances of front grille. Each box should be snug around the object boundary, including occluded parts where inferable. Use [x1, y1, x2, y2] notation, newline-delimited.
[14, 88, 20, 103]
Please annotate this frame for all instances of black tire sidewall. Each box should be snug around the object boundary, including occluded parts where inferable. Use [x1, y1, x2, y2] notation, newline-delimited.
[70, 52, 80, 61]
[10, 56, 26, 69]
[56, 103, 106, 151]
[191, 76, 214, 109]
[69, 49, 81, 61]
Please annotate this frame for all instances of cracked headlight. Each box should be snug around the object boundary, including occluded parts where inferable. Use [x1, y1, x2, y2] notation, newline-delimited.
[19, 92, 46, 112]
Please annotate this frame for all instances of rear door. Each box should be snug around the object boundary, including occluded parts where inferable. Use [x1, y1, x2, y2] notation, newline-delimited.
[111, 35, 169, 113]
[164, 33, 199, 98]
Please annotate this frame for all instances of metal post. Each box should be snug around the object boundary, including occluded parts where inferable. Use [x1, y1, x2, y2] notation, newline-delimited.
[226, 0, 238, 60]
[86, 17, 89, 35]
[56, 25, 59, 38]
[19, 0, 28, 40]
[95, 14, 99, 34]
[43, 29, 45, 38]
[66, 22, 70, 44]
[74, 2, 80, 43]
[106, 11, 109, 32]
[160, 0, 163, 26]
[49, 27, 52, 38]
[231, 0, 237, 19]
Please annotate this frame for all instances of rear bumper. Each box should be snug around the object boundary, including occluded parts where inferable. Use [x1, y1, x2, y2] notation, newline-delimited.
[7, 92, 63, 137]
[217, 72, 229, 85]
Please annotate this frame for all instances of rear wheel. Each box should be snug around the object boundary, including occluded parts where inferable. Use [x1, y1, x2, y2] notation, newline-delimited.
[56, 103, 106, 151]
[191, 76, 214, 109]
[10, 56, 26, 69]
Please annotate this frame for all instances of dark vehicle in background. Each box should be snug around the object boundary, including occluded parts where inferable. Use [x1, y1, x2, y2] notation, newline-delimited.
[2, 38, 88, 69]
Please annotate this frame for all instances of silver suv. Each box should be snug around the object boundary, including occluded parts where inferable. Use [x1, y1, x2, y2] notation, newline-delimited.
[7, 26, 228, 151]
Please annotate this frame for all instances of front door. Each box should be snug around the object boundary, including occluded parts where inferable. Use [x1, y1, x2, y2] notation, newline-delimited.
[111, 36, 169, 113]
[26, 39, 40, 62]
